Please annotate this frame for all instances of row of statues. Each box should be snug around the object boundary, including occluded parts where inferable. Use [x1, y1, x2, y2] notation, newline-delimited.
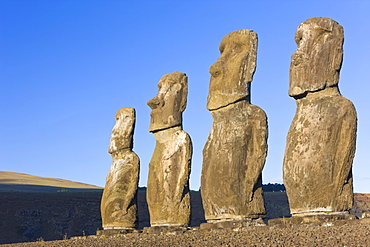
[100, 17, 357, 229]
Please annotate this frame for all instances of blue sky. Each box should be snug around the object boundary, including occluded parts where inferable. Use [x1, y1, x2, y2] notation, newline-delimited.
[1, 1, 369, 193]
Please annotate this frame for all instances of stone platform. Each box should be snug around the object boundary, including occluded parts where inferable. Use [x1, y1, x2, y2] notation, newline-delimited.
[142, 226, 188, 235]
[268, 213, 357, 226]
[96, 229, 141, 237]
[200, 218, 266, 230]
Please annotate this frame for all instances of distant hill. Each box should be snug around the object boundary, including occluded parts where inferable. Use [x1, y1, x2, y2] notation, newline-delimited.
[0, 171, 103, 192]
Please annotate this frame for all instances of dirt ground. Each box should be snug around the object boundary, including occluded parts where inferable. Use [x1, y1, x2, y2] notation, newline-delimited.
[2, 221, 370, 247]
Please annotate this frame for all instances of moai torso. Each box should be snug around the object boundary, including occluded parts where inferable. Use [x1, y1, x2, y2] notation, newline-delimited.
[101, 108, 140, 229]
[201, 30, 268, 221]
[147, 126, 192, 226]
[146, 72, 192, 227]
[283, 17, 357, 216]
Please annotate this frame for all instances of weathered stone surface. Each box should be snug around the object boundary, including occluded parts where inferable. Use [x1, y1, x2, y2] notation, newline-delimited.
[147, 73, 192, 227]
[199, 218, 265, 230]
[362, 212, 370, 219]
[289, 17, 344, 97]
[284, 17, 357, 216]
[207, 29, 257, 111]
[96, 229, 141, 236]
[142, 226, 187, 234]
[147, 72, 188, 132]
[108, 108, 136, 153]
[268, 213, 356, 226]
[268, 213, 358, 226]
[201, 30, 268, 222]
[101, 108, 140, 229]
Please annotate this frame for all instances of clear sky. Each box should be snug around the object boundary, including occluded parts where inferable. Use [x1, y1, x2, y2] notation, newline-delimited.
[1, 1, 369, 193]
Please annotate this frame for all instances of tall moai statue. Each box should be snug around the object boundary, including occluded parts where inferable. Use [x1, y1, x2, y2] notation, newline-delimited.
[201, 30, 268, 223]
[284, 17, 357, 216]
[146, 72, 192, 227]
[101, 108, 140, 229]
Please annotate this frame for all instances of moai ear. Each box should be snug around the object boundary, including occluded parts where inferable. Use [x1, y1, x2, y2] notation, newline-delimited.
[332, 38, 343, 72]
[246, 31, 258, 82]
[179, 74, 188, 113]
[315, 18, 344, 78]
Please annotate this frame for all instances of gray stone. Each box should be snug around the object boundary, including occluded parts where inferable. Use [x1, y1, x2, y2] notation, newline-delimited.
[201, 30, 268, 222]
[101, 108, 140, 229]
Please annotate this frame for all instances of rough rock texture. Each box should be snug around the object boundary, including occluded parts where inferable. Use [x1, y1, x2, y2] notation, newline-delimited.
[284, 17, 357, 216]
[147, 72, 188, 132]
[101, 108, 140, 229]
[201, 30, 268, 222]
[200, 218, 266, 229]
[207, 29, 257, 111]
[289, 17, 344, 97]
[147, 72, 192, 227]
[268, 212, 356, 226]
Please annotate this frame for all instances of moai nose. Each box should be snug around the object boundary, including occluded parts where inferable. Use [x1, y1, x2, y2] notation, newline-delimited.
[147, 96, 162, 109]
[209, 60, 224, 78]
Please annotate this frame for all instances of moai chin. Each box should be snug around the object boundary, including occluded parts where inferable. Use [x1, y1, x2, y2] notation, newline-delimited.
[101, 108, 140, 229]
[201, 30, 268, 223]
[284, 17, 357, 216]
[146, 72, 192, 227]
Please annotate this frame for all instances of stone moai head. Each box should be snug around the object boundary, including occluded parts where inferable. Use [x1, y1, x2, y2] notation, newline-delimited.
[108, 108, 136, 154]
[207, 29, 258, 111]
[289, 17, 344, 98]
[147, 72, 188, 132]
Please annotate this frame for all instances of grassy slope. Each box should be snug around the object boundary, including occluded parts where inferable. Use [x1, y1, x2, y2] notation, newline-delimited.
[0, 171, 103, 192]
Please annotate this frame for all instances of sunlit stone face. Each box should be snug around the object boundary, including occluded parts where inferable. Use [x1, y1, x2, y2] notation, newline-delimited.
[207, 29, 257, 110]
[147, 72, 188, 132]
[108, 108, 135, 154]
[289, 17, 344, 97]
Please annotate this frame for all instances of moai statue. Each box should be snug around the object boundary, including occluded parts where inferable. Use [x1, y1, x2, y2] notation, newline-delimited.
[284, 17, 357, 216]
[201, 30, 268, 224]
[146, 72, 192, 227]
[101, 108, 140, 229]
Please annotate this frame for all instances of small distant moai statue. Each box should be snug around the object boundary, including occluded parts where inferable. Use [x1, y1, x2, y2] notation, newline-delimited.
[201, 30, 268, 224]
[101, 108, 140, 229]
[146, 72, 192, 227]
[284, 17, 357, 216]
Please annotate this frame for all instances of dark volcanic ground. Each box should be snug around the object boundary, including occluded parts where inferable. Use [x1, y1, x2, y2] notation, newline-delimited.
[0, 191, 291, 244]
[0, 191, 369, 246]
